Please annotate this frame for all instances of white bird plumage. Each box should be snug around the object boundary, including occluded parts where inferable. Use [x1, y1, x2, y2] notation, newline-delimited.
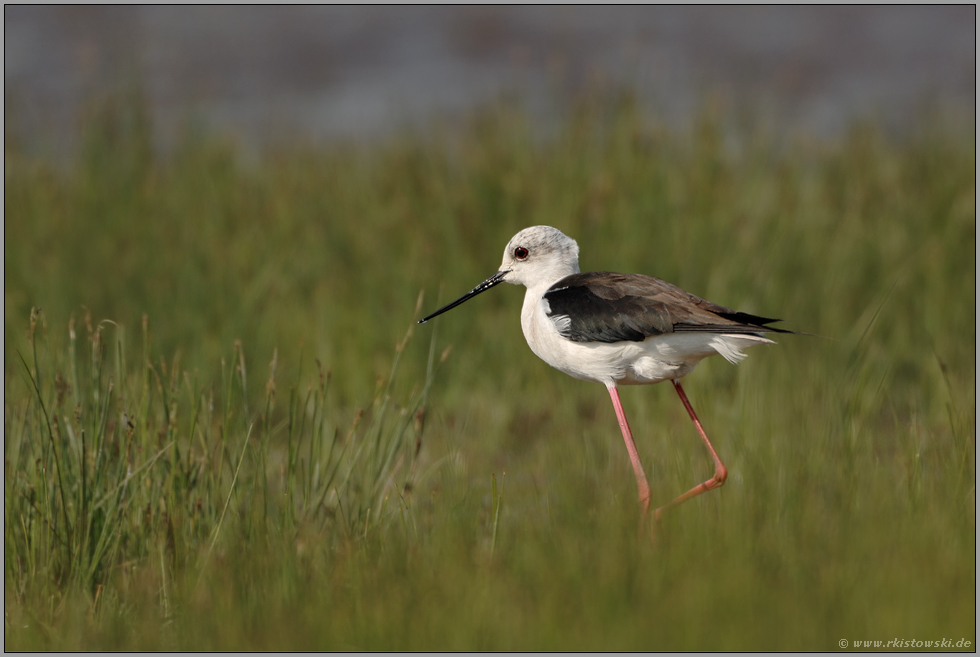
[497, 226, 773, 387]
[420, 225, 796, 523]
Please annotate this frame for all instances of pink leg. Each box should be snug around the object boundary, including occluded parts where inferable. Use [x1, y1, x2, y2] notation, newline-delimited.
[607, 385, 651, 516]
[654, 380, 728, 520]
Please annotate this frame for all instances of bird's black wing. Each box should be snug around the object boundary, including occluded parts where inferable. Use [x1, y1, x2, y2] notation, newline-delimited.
[543, 272, 792, 344]
[543, 283, 672, 342]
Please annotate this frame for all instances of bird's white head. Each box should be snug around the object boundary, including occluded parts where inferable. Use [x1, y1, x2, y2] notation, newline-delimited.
[417, 225, 580, 324]
[498, 225, 581, 289]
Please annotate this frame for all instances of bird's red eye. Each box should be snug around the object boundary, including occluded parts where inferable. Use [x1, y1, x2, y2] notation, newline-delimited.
[514, 246, 529, 260]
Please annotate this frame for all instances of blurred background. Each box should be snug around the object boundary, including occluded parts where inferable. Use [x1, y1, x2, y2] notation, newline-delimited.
[4, 7, 976, 651]
[5, 5, 975, 156]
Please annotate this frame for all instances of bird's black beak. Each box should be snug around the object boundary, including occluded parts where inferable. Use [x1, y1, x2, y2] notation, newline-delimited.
[418, 270, 510, 324]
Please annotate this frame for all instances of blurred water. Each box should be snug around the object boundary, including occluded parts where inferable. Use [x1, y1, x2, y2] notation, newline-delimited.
[4, 6, 975, 155]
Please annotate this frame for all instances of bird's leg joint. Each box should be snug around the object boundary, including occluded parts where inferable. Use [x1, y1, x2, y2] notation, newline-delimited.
[710, 463, 728, 488]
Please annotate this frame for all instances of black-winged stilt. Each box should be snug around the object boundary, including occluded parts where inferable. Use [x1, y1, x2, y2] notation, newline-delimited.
[419, 225, 795, 520]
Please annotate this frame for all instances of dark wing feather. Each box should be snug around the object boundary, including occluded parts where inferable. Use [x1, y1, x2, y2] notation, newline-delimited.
[543, 283, 672, 342]
[544, 272, 793, 344]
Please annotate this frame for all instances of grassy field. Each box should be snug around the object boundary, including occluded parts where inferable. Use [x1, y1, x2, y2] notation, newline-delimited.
[4, 91, 975, 650]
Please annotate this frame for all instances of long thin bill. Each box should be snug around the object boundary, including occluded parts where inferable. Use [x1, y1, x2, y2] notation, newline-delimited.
[418, 270, 510, 324]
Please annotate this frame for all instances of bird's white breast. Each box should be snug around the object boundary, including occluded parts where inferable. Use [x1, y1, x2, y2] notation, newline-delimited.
[520, 286, 773, 387]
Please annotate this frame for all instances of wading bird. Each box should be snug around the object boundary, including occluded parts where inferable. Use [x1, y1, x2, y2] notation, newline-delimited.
[419, 226, 795, 520]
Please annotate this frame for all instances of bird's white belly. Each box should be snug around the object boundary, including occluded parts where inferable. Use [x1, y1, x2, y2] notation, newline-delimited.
[521, 291, 773, 387]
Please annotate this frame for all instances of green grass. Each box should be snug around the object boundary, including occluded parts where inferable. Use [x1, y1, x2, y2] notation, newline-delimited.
[4, 90, 975, 650]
